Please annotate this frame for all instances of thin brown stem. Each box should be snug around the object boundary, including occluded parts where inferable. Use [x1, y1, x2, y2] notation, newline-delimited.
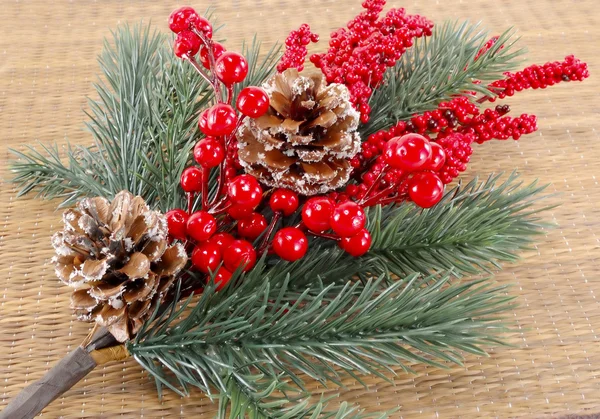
[258, 211, 282, 255]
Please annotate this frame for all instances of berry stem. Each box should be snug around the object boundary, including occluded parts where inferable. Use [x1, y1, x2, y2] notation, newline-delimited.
[185, 56, 214, 88]
[201, 168, 209, 210]
[308, 231, 340, 241]
[186, 192, 195, 214]
[192, 29, 224, 102]
[226, 85, 234, 104]
[257, 211, 282, 255]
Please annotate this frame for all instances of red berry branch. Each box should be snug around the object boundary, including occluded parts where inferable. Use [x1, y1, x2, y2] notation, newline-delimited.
[277, 24, 319, 72]
[310, 0, 433, 123]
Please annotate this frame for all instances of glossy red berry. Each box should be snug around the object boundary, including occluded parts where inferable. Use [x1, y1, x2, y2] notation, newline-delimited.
[199, 42, 225, 69]
[215, 52, 249, 85]
[186, 211, 217, 242]
[223, 239, 257, 272]
[169, 6, 199, 33]
[227, 204, 254, 220]
[228, 174, 263, 208]
[301, 197, 335, 232]
[213, 266, 233, 290]
[206, 232, 235, 252]
[236, 87, 270, 118]
[272, 227, 308, 262]
[165, 209, 189, 241]
[424, 142, 446, 172]
[194, 16, 213, 38]
[269, 189, 299, 216]
[173, 30, 201, 58]
[408, 172, 445, 208]
[238, 213, 268, 240]
[384, 134, 432, 172]
[339, 228, 372, 257]
[199, 103, 238, 137]
[194, 137, 225, 168]
[180, 166, 203, 192]
[330, 201, 366, 237]
[192, 242, 222, 274]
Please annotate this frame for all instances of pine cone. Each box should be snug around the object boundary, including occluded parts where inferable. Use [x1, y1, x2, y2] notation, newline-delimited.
[51, 191, 187, 342]
[237, 68, 361, 196]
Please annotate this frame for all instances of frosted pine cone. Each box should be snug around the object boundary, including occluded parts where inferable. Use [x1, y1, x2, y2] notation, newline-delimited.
[51, 191, 187, 342]
[237, 68, 361, 196]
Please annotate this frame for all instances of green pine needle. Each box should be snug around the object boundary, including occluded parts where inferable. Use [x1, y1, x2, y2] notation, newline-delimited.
[362, 20, 526, 136]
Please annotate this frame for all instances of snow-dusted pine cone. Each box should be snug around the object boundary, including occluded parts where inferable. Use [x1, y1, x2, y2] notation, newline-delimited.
[237, 68, 361, 196]
[52, 191, 187, 342]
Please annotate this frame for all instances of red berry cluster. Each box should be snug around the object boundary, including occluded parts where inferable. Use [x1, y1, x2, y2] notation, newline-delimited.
[277, 24, 319, 73]
[310, 0, 433, 123]
[486, 55, 589, 101]
[474, 36, 500, 62]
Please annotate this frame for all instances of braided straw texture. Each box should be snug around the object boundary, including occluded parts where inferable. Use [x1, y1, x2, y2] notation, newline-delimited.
[0, 0, 598, 417]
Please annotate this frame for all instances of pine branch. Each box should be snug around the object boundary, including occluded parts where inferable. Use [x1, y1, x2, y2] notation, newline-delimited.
[10, 22, 282, 211]
[362, 21, 526, 136]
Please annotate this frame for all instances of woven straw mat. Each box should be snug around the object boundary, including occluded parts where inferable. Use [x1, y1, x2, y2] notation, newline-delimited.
[0, 0, 599, 417]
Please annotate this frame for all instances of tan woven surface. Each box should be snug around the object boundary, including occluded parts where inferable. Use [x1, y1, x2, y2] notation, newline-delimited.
[0, 0, 598, 417]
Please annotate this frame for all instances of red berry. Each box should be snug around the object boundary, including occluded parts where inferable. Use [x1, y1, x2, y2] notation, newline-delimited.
[384, 134, 432, 172]
[173, 30, 201, 58]
[272, 227, 308, 262]
[227, 204, 254, 220]
[408, 172, 445, 208]
[424, 142, 446, 172]
[169, 6, 199, 33]
[206, 232, 235, 252]
[269, 189, 299, 216]
[200, 103, 238, 137]
[238, 213, 268, 240]
[186, 211, 217, 242]
[194, 16, 213, 38]
[339, 228, 372, 257]
[215, 52, 249, 85]
[236, 87, 270, 118]
[199, 42, 225, 69]
[301, 197, 335, 232]
[223, 240, 257, 272]
[180, 166, 203, 192]
[165, 209, 189, 240]
[192, 242, 222, 274]
[228, 174, 263, 208]
[194, 137, 225, 168]
[213, 267, 233, 290]
[330, 201, 366, 237]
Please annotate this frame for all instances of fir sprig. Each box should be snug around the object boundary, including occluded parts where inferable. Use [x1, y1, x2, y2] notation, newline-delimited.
[10, 23, 281, 211]
[363, 21, 525, 135]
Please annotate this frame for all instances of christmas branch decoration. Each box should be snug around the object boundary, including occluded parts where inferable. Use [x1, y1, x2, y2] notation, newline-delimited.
[3, 1, 589, 418]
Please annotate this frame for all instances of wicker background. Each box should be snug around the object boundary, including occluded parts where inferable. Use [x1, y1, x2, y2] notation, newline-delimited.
[0, 0, 598, 417]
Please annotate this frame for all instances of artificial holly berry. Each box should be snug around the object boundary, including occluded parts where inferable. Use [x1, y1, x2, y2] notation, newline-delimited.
[165, 209, 189, 241]
[223, 239, 257, 272]
[199, 42, 225, 69]
[424, 142, 446, 172]
[228, 174, 263, 208]
[194, 16, 213, 38]
[213, 266, 233, 290]
[301, 197, 335, 232]
[215, 52, 249, 85]
[236, 87, 270, 118]
[408, 172, 445, 208]
[227, 204, 254, 220]
[339, 228, 372, 257]
[168, 6, 199, 33]
[194, 137, 225, 168]
[384, 134, 432, 172]
[330, 201, 366, 237]
[206, 232, 235, 252]
[186, 210, 217, 242]
[269, 189, 299, 216]
[238, 213, 268, 240]
[180, 166, 204, 192]
[199, 103, 238, 137]
[191, 242, 222, 274]
[272, 227, 308, 262]
[173, 30, 201, 58]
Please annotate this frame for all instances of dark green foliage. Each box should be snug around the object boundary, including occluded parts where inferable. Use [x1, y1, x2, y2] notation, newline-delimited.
[363, 21, 525, 136]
